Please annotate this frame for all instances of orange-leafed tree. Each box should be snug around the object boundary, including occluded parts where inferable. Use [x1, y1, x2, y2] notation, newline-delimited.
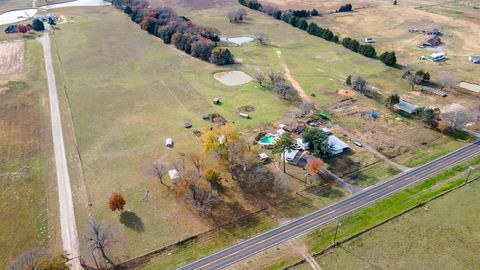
[306, 158, 324, 174]
[108, 192, 126, 212]
[17, 24, 29, 36]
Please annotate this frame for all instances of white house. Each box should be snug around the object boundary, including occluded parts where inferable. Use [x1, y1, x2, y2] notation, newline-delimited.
[327, 135, 350, 155]
[282, 149, 300, 163]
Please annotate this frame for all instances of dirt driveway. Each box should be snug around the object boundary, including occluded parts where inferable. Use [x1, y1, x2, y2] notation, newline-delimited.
[0, 40, 24, 75]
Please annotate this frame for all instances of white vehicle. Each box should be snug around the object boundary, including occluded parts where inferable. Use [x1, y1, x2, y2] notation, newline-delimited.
[365, 37, 374, 43]
[354, 141, 363, 147]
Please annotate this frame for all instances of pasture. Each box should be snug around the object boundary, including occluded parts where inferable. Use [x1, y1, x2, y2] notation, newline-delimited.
[0, 39, 57, 269]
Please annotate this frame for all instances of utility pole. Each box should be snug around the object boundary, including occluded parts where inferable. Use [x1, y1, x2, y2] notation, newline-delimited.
[465, 166, 474, 184]
[333, 220, 341, 245]
[283, 147, 286, 173]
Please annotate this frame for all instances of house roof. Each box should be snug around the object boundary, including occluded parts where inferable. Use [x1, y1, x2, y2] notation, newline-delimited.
[168, 169, 180, 181]
[396, 100, 418, 114]
[276, 129, 286, 136]
[328, 135, 349, 155]
[423, 36, 441, 46]
[283, 149, 299, 161]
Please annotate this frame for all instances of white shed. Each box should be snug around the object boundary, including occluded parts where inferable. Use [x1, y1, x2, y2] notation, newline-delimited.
[166, 138, 173, 147]
[168, 169, 180, 182]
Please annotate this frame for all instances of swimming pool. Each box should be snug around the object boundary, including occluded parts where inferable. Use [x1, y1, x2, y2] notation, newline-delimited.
[259, 134, 277, 145]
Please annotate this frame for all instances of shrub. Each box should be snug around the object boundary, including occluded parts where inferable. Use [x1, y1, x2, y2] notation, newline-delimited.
[31, 18, 44, 31]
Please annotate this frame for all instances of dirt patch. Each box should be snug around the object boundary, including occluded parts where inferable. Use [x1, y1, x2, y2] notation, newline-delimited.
[0, 41, 24, 75]
[214, 70, 253, 86]
[238, 105, 256, 112]
[337, 89, 355, 97]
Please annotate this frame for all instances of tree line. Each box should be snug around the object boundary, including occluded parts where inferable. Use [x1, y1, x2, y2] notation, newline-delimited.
[114, 0, 235, 65]
[238, 0, 397, 66]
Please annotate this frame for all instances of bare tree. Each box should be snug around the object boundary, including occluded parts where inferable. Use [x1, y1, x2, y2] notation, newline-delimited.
[437, 73, 457, 90]
[254, 33, 270, 46]
[255, 71, 266, 87]
[350, 75, 366, 91]
[300, 101, 315, 114]
[152, 160, 168, 186]
[187, 152, 204, 173]
[443, 106, 472, 131]
[7, 249, 69, 270]
[84, 219, 117, 269]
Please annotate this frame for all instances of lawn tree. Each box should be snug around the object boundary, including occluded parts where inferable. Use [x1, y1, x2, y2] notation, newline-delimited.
[84, 219, 117, 268]
[306, 158, 324, 185]
[272, 80, 296, 100]
[17, 24, 29, 36]
[422, 107, 441, 128]
[200, 123, 239, 161]
[187, 152, 204, 173]
[255, 71, 267, 87]
[302, 128, 335, 162]
[205, 169, 224, 192]
[350, 75, 366, 92]
[186, 179, 222, 215]
[300, 101, 315, 115]
[152, 160, 168, 186]
[108, 192, 126, 212]
[385, 94, 400, 110]
[437, 73, 457, 91]
[6, 249, 69, 270]
[209, 47, 235, 65]
[254, 33, 270, 46]
[273, 134, 295, 173]
[443, 106, 472, 131]
[32, 18, 45, 31]
[227, 9, 247, 23]
[379, 51, 397, 66]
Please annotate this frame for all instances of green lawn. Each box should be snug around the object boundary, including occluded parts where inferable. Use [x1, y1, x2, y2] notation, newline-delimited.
[343, 161, 401, 188]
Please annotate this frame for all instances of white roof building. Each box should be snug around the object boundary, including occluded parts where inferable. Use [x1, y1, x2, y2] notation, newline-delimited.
[276, 129, 287, 137]
[168, 169, 180, 182]
[259, 153, 269, 160]
[166, 138, 173, 147]
[327, 135, 350, 155]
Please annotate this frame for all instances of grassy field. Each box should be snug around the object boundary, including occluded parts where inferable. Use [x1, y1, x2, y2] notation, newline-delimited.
[0, 38, 58, 268]
[42, 0, 477, 266]
[296, 177, 480, 270]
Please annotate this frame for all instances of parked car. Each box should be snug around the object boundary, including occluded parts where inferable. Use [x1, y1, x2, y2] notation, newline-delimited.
[354, 141, 363, 147]
[365, 37, 374, 43]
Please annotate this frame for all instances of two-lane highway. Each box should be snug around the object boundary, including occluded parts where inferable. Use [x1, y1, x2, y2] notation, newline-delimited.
[179, 139, 480, 270]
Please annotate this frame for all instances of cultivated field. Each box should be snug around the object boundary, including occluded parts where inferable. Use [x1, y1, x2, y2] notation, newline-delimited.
[0, 40, 24, 74]
[0, 39, 58, 269]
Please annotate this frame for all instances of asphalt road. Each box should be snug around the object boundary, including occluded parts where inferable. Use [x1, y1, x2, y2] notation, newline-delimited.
[179, 138, 480, 270]
[40, 28, 80, 270]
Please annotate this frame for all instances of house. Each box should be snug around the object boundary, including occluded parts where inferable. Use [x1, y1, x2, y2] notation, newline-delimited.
[213, 97, 221, 105]
[168, 169, 180, 182]
[395, 99, 419, 115]
[327, 135, 350, 155]
[421, 36, 441, 47]
[282, 149, 300, 164]
[296, 138, 310, 150]
[426, 27, 441, 35]
[469, 55, 480, 64]
[4, 24, 17, 34]
[166, 138, 173, 147]
[423, 52, 445, 62]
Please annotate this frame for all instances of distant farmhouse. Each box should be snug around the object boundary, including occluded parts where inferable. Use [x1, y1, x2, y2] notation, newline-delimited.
[421, 36, 442, 48]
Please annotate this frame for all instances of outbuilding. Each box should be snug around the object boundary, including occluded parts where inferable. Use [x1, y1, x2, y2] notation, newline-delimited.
[168, 169, 180, 182]
[421, 36, 441, 47]
[469, 55, 480, 64]
[395, 100, 419, 116]
[239, 112, 250, 119]
[166, 138, 174, 147]
[213, 97, 221, 105]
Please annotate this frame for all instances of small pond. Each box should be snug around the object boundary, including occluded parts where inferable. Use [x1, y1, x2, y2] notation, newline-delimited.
[0, 9, 37, 26]
[227, 36, 254, 45]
